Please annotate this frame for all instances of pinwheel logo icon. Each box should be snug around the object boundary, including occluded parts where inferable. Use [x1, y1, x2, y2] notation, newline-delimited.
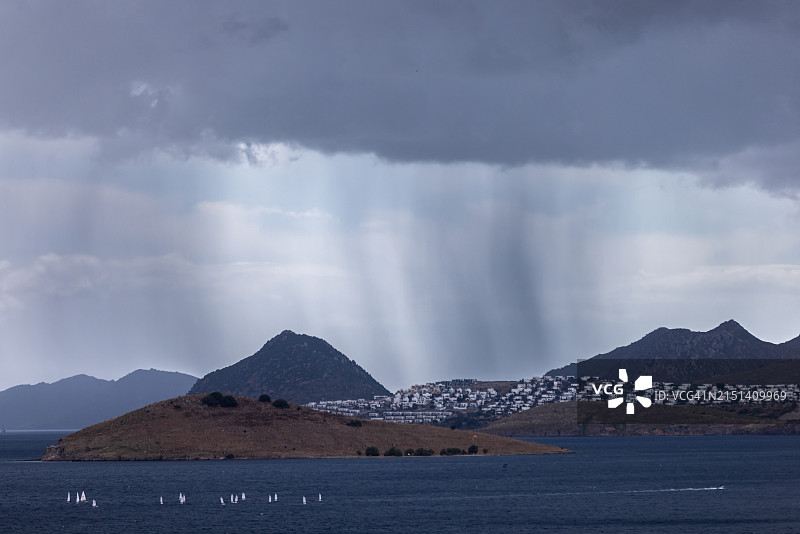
[607, 369, 652, 414]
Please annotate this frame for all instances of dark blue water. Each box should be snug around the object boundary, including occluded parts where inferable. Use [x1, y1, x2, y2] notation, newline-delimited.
[1, 432, 798, 533]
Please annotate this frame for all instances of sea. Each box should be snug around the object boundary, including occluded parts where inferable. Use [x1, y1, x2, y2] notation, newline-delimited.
[1, 432, 798, 533]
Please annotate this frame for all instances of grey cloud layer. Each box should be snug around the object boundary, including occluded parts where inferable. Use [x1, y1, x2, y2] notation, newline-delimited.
[2, 1, 800, 391]
[2, 1, 799, 183]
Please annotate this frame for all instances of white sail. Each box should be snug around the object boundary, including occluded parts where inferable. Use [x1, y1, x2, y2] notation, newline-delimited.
[234, 495, 238, 504]
[67, 493, 70, 502]
[319, 493, 322, 502]
[81, 491, 86, 502]
[220, 497, 225, 505]
[230, 494, 234, 504]
[160, 496, 163, 505]
[274, 493, 278, 501]
[92, 500, 97, 508]
[302, 496, 306, 505]
[241, 492, 246, 501]
[268, 495, 272, 503]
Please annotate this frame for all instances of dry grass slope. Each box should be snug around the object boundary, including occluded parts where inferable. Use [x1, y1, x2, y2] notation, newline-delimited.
[42, 395, 569, 460]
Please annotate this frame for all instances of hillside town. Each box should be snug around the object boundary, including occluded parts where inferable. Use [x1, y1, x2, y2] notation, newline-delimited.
[305, 376, 579, 424]
[306, 375, 799, 424]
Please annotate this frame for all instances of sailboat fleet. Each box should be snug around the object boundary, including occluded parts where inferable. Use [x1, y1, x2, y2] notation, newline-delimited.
[67, 489, 323, 508]
[67, 490, 92, 506]
[221, 492, 259, 505]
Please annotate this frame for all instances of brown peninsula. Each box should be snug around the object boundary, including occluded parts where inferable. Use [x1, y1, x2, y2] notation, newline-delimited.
[42, 395, 568, 460]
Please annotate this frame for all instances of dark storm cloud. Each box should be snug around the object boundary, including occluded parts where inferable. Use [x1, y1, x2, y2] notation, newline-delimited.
[1, 1, 799, 186]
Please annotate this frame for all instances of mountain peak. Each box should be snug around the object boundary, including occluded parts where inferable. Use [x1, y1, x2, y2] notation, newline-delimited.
[188, 331, 390, 403]
[545, 319, 797, 378]
[706, 320, 762, 343]
[587, 319, 780, 362]
[713, 319, 746, 332]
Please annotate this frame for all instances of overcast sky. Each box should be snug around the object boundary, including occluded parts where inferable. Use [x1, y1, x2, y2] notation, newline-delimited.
[2, 1, 800, 392]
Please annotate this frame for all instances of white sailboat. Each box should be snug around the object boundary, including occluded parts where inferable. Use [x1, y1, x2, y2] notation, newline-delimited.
[220, 496, 225, 505]
[234, 494, 238, 504]
[241, 492, 246, 501]
[92, 500, 97, 508]
[268, 495, 272, 503]
[274, 493, 278, 502]
[81, 491, 86, 503]
[230, 494, 234, 504]
[160, 496, 163, 505]
[67, 492, 71, 503]
[75, 492, 80, 504]
[302, 496, 306, 505]
[319, 493, 322, 502]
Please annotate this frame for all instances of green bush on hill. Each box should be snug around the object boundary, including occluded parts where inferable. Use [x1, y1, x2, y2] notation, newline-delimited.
[201, 392, 223, 406]
[201, 391, 238, 407]
[384, 446, 403, 457]
[219, 395, 238, 407]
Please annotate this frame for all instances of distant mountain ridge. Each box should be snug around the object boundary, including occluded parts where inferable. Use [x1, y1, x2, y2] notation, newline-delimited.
[547, 320, 800, 377]
[0, 369, 198, 430]
[188, 330, 390, 404]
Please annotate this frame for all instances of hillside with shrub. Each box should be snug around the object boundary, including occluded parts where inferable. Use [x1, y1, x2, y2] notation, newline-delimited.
[41, 395, 568, 460]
